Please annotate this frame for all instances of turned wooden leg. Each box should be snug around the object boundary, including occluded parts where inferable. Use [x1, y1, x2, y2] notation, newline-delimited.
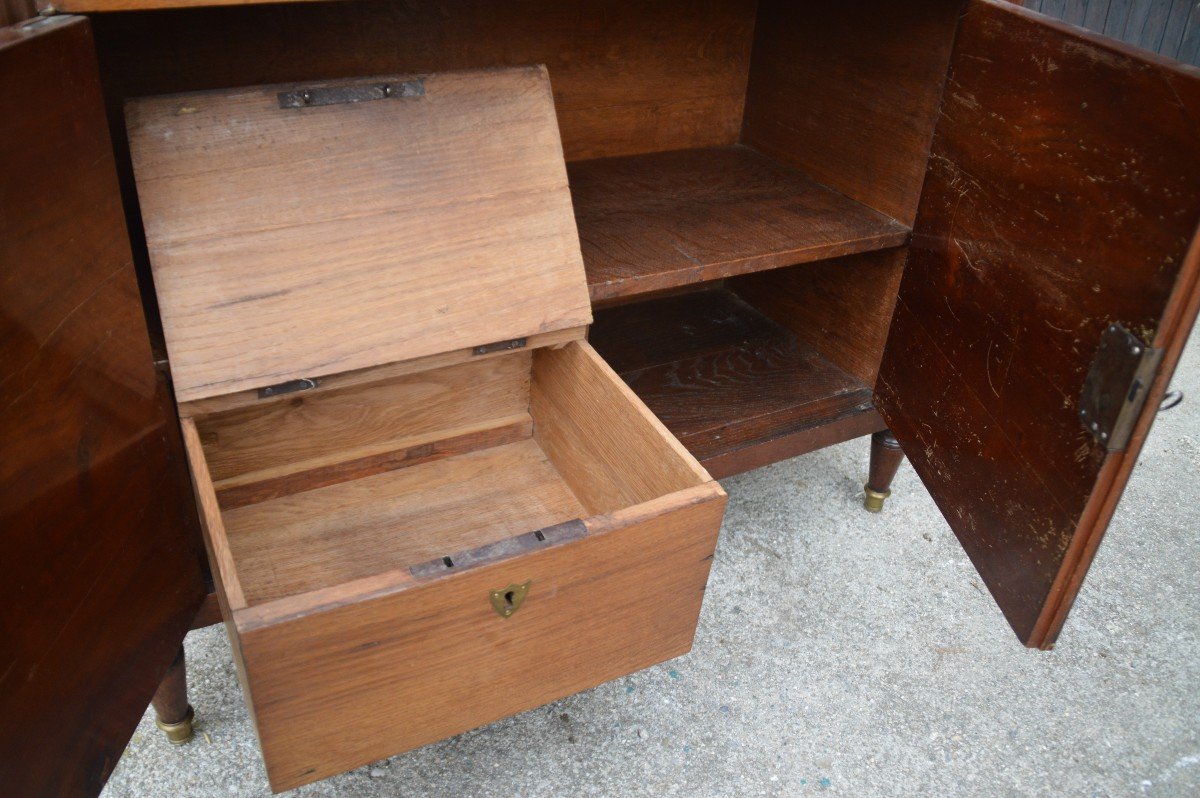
[151, 645, 194, 744]
[863, 429, 904, 513]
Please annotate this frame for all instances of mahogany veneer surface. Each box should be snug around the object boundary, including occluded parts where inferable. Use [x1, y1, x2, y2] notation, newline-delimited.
[569, 146, 910, 302]
[591, 289, 878, 477]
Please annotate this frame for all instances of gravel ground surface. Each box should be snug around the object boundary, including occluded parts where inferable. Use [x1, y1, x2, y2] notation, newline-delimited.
[103, 336, 1199, 798]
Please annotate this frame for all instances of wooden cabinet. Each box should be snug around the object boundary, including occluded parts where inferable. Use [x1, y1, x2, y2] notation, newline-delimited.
[3, 0, 1198, 794]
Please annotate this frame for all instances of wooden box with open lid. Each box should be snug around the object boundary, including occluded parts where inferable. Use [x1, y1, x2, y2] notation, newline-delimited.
[124, 65, 726, 791]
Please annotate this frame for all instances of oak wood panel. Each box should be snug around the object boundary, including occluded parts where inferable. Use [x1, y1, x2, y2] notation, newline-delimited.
[740, 0, 965, 226]
[591, 290, 879, 479]
[127, 67, 590, 403]
[876, 0, 1200, 647]
[198, 352, 531, 482]
[214, 416, 533, 511]
[731, 249, 908, 387]
[531, 341, 712, 516]
[91, 0, 756, 162]
[569, 146, 910, 302]
[222, 439, 586, 605]
[179, 327, 580, 419]
[182, 419, 247, 610]
[0, 16, 203, 796]
[235, 483, 725, 791]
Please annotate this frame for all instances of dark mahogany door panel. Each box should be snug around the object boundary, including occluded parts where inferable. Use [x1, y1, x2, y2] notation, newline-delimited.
[0, 15, 203, 796]
[877, 0, 1200, 648]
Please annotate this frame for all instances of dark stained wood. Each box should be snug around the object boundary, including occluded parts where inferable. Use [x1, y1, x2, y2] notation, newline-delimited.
[730, 249, 908, 387]
[591, 290, 882, 479]
[865, 430, 906, 511]
[150, 647, 193, 730]
[569, 145, 910, 302]
[875, 0, 1200, 647]
[0, 0, 34, 25]
[740, 0, 965, 226]
[192, 591, 223, 629]
[0, 16, 204, 796]
[90, 0, 757, 164]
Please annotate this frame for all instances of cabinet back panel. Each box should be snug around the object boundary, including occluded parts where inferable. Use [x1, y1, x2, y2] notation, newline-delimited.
[730, 249, 908, 387]
[741, 0, 965, 226]
[93, 0, 757, 163]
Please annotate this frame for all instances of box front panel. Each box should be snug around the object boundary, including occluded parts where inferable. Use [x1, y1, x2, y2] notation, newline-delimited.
[236, 489, 724, 790]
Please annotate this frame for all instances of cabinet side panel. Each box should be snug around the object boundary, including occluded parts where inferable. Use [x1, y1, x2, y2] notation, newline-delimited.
[876, 1, 1200, 646]
[741, 0, 965, 227]
[0, 17, 203, 796]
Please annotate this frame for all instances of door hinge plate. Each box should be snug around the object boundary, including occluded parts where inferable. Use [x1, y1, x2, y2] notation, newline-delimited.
[1078, 324, 1163, 451]
[258, 377, 318, 399]
[278, 79, 425, 109]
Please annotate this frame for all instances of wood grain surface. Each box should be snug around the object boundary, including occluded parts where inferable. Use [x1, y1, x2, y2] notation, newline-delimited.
[876, 0, 1200, 647]
[127, 66, 590, 402]
[532, 341, 713, 515]
[0, 17, 203, 796]
[92, 0, 756, 162]
[730, 249, 908, 387]
[591, 290, 880, 478]
[223, 440, 586, 605]
[741, 0, 965, 227]
[198, 353, 532, 483]
[570, 145, 909, 302]
[236, 482, 724, 790]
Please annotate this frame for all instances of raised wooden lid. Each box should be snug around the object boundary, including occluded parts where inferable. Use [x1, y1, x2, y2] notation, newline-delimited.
[127, 67, 590, 403]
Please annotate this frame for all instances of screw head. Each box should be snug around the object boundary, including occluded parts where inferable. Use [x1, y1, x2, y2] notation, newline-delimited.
[301, 91, 313, 104]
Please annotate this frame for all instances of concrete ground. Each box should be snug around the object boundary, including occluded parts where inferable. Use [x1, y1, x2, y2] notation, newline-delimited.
[103, 337, 1199, 798]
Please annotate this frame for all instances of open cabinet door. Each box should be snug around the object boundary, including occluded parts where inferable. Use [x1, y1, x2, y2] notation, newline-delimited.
[876, 0, 1200, 649]
[0, 15, 204, 796]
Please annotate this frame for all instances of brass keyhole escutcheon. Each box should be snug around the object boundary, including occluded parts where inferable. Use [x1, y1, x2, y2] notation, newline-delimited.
[490, 581, 531, 618]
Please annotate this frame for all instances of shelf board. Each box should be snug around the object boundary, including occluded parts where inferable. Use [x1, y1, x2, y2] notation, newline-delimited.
[570, 145, 910, 303]
[590, 289, 884, 478]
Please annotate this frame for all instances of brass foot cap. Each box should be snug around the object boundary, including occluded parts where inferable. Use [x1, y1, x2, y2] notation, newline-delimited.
[156, 706, 195, 745]
[863, 485, 891, 513]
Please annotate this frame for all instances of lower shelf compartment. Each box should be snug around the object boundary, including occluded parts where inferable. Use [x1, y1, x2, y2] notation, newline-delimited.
[590, 288, 884, 478]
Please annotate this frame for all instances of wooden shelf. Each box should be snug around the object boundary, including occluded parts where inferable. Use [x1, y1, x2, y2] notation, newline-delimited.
[590, 289, 884, 478]
[569, 145, 910, 303]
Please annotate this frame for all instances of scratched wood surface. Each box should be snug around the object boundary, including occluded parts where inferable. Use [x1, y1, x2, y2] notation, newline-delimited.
[1023, 0, 1200, 65]
[0, 17, 203, 796]
[876, 0, 1200, 647]
[127, 67, 590, 402]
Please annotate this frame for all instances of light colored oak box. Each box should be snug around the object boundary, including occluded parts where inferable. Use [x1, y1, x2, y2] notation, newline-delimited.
[126, 66, 726, 792]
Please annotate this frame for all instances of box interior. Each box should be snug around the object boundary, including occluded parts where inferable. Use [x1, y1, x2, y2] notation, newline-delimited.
[193, 343, 708, 607]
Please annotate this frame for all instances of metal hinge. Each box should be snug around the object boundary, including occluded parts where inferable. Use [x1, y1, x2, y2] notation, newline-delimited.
[473, 337, 527, 356]
[277, 79, 424, 109]
[1078, 323, 1163, 451]
[258, 377, 318, 399]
